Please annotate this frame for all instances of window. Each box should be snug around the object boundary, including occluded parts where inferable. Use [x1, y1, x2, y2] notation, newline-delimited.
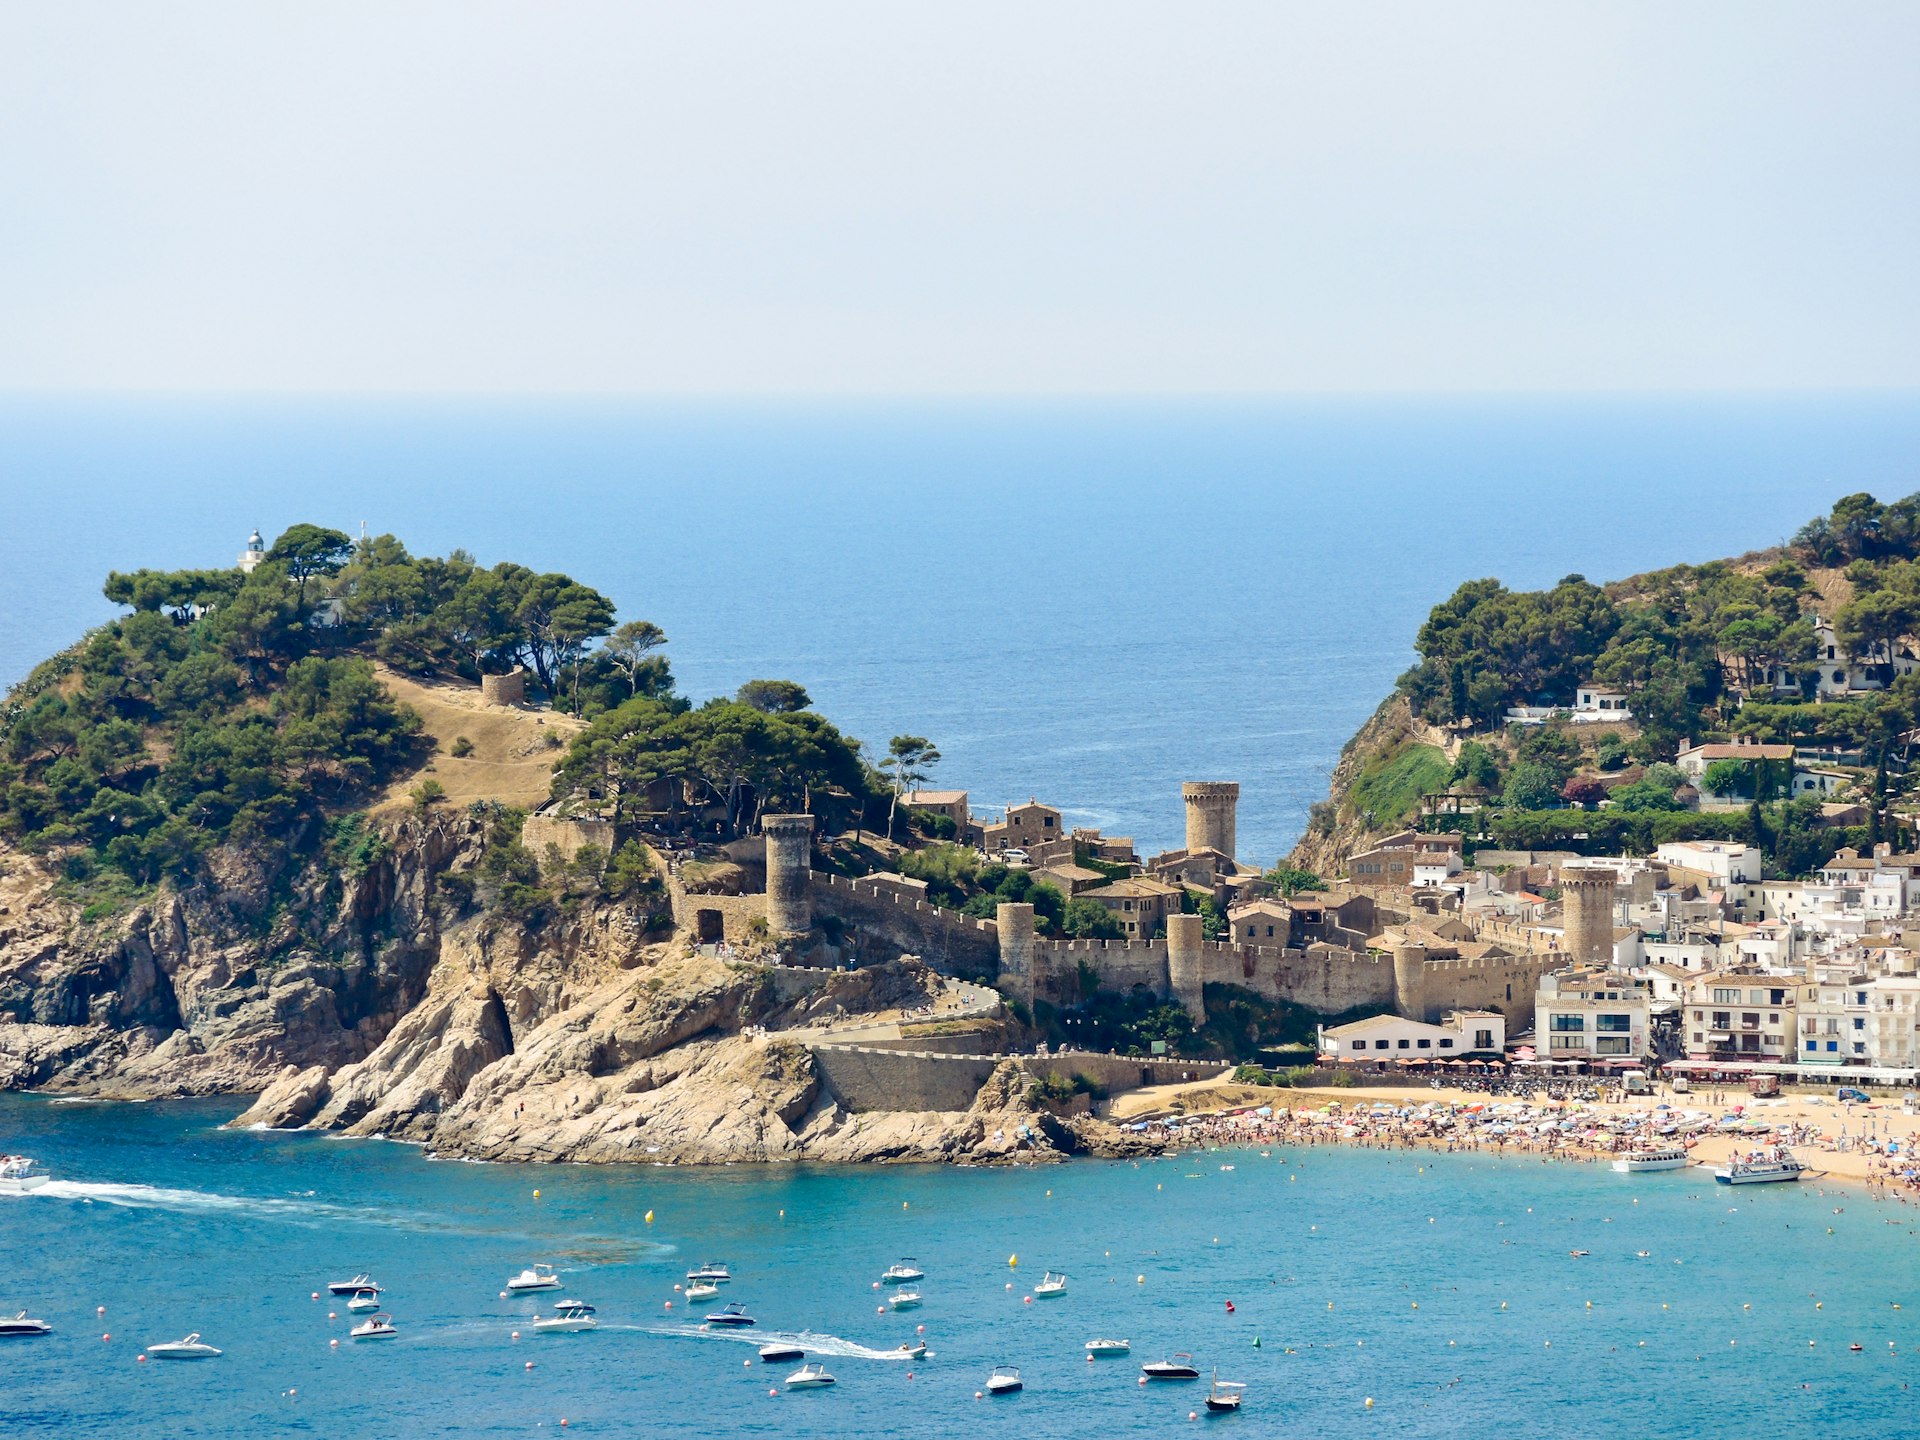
[1474, 1030, 1493, 1049]
[1595, 1037, 1632, 1056]
[1806, 1040, 1817, 1053]
[1827, 1041, 1839, 1052]
[1854, 1043, 1866, 1055]
[1441, 1038, 1456, 1049]
[1265, 925, 1275, 938]
[1855, 1018, 1865, 1031]
[1246, 926, 1256, 937]
[1550, 1014, 1585, 1032]
[1375, 1040, 1390, 1051]
[1858, 992, 1869, 1005]
[1595, 1014, 1633, 1033]
[1712, 988, 1740, 1004]
[1396, 1038, 1410, 1050]
[1711, 1011, 1731, 1029]
[1417, 1038, 1431, 1049]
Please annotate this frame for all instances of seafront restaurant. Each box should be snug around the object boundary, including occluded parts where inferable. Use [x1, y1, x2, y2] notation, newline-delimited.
[1663, 1059, 1920, 1088]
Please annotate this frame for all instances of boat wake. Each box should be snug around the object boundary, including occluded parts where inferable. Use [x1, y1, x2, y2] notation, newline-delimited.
[644, 1323, 929, 1360]
[22, 1178, 408, 1227]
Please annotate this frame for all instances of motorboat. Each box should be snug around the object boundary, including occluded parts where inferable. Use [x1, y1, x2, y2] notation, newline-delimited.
[1715, 1147, 1810, 1185]
[686, 1262, 732, 1284]
[534, 1302, 597, 1334]
[327, 1273, 377, 1296]
[888, 1288, 923, 1310]
[0, 1155, 49, 1195]
[0, 1312, 51, 1337]
[881, 1258, 925, 1285]
[685, 1280, 720, 1301]
[986, 1364, 1024, 1394]
[1085, 1338, 1131, 1358]
[1033, 1271, 1067, 1298]
[704, 1302, 755, 1327]
[1205, 1370, 1246, 1412]
[507, 1264, 561, 1292]
[146, 1333, 222, 1359]
[760, 1342, 807, 1362]
[893, 1341, 928, 1360]
[1142, 1353, 1201, 1380]
[350, 1313, 398, 1341]
[785, 1362, 836, 1389]
[1611, 1146, 1689, 1173]
[346, 1289, 382, 1313]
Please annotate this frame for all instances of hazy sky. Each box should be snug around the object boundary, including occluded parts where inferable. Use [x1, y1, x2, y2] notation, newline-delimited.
[4, 3, 1917, 394]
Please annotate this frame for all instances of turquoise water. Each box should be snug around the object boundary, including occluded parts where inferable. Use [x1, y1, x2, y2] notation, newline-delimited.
[6, 1095, 1920, 1436]
[5, 394, 1920, 861]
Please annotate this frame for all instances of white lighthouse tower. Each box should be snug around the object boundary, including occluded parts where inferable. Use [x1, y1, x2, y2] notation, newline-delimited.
[237, 528, 267, 573]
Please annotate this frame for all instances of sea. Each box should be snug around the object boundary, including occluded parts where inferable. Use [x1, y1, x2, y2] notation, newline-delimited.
[7, 1093, 1920, 1437]
[4, 392, 1920, 862]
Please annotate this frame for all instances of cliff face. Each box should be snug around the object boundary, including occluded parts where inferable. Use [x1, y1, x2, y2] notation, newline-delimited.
[1288, 696, 1451, 875]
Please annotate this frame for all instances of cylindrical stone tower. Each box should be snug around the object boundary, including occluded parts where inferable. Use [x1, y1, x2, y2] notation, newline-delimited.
[996, 902, 1037, 1008]
[762, 814, 815, 934]
[1561, 869, 1617, 964]
[1166, 912, 1207, 1024]
[1392, 944, 1429, 1021]
[1183, 782, 1240, 859]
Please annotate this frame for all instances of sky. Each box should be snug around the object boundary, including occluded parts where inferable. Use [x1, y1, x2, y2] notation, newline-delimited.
[3, 3, 1918, 395]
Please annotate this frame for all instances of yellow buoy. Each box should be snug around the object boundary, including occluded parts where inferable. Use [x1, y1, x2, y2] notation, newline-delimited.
[533, 1189, 541, 1199]
[1137, 1275, 1145, 1285]
[1008, 1255, 1018, 1268]
[1364, 1398, 1374, 1409]
[644, 1210, 653, 1224]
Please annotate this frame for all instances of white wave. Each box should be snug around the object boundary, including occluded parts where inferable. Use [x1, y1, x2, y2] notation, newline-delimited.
[23, 1178, 385, 1226]
[641, 1323, 932, 1360]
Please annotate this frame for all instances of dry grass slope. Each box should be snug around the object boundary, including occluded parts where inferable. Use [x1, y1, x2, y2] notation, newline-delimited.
[371, 665, 586, 814]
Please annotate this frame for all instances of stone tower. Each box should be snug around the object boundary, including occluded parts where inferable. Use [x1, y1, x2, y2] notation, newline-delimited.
[1561, 869, 1617, 965]
[1166, 912, 1207, 1024]
[762, 814, 815, 934]
[1392, 941, 1431, 1021]
[1182, 781, 1239, 860]
[996, 902, 1037, 1008]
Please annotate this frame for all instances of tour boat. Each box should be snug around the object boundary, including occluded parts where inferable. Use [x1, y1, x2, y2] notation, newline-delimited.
[1142, 1353, 1202, 1380]
[888, 1288, 923, 1310]
[881, 1258, 925, 1285]
[760, 1342, 807, 1362]
[704, 1302, 756, 1327]
[1085, 1338, 1131, 1358]
[686, 1262, 732, 1284]
[1205, 1370, 1246, 1412]
[507, 1264, 561, 1292]
[534, 1301, 597, 1334]
[1612, 1146, 1689, 1173]
[685, 1280, 720, 1301]
[327, 1273, 377, 1296]
[0, 1312, 52, 1337]
[986, 1364, 1024, 1394]
[1714, 1148, 1809, 1185]
[0, 1155, 49, 1194]
[785, 1361, 836, 1389]
[350, 1312, 398, 1340]
[1033, 1271, 1068, 1298]
[146, 1333, 222, 1359]
[347, 1289, 381, 1313]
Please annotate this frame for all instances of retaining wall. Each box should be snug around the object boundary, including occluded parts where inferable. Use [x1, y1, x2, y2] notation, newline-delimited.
[809, 1044, 1001, 1112]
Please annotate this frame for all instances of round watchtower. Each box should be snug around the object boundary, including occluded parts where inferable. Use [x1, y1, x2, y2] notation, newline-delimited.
[995, 902, 1037, 1008]
[1561, 869, 1618, 965]
[1182, 782, 1239, 861]
[762, 815, 816, 934]
[1166, 912, 1207, 1024]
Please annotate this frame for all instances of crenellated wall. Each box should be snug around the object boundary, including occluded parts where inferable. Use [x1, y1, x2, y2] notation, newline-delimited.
[808, 872, 1002, 978]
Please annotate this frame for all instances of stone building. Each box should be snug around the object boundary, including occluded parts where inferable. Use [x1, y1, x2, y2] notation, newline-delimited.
[982, 800, 1063, 856]
[1080, 876, 1183, 938]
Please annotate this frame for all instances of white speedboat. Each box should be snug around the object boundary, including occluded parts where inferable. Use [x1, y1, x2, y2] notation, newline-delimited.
[888, 1288, 922, 1310]
[685, 1280, 720, 1301]
[1715, 1147, 1809, 1185]
[346, 1289, 381, 1313]
[986, 1364, 1024, 1394]
[892, 1340, 928, 1360]
[350, 1312, 398, 1341]
[760, 1342, 806, 1362]
[147, 1333, 222, 1359]
[686, 1262, 731, 1284]
[1612, 1146, 1689, 1173]
[1033, 1271, 1067, 1298]
[327, 1273, 377, 1296]
[1205, 1370, 1246, 1412]
[0, 1155, 49, 1195]
[1142, 1353, 1201, 1380]
[534, 1302, 597, 1334]
[1085, 1338, 1131, 1358]
[704, 1302, 755, 1327]
[0, 1312, 52, 1337]
[507, 1264, 561, 1292]
[881, 1258, 925, 1285]
[786, 1362, 836, 1389]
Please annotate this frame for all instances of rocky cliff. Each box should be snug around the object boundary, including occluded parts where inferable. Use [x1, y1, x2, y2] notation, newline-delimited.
[1288, 695, 1453, 875]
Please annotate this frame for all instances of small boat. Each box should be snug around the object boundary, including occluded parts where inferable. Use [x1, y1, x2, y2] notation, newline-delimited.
[507, 1264, 561, 1292]
[1085, 1338, 1131, 1358]
[1611, 1146, 1689, 1173]
[894, 1341, 928, 1360]
[1143, 1353, 1202, 1380]
[786, 1361, 836, 1389]
[686, 1262, 732, 1284]
[704, 1302, 755, 1327]
[0, 1312, 52, 1337]
[1205, 1370, 1246, 1412]
[881, 1258, 925, 1285]
[350, 1313, 398, 1341]
[888, 1289, 922, 1310]
[327, 1273, 377, 1296]
[760, 1342, 807, 1362]
[1715, 1147, 1810, 1185]
[533, 1302, 597, 1334]
[146, 1333, 222, 1359]
[347, 1289, 381, 1313]
[685, 1279, 720, 1301]
[1033, 1271, 1067, 1298]
[1569, 1250, 1589, 1258]
[0, 1155, 49, 1195]
[986, 1364, 1024, 1394]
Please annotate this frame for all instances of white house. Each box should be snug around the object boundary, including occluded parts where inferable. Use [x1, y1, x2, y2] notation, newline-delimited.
[1655, 840, 1764, 886]
[1810, 617, 1920, 698]
[1535, 968, 1652, 1061]
[1866, 975, 1920, 1071]
[1574, 684, 1633, 719]
[1318, 1011, 1505, 1061]
[1797, 971, 1872, 1067]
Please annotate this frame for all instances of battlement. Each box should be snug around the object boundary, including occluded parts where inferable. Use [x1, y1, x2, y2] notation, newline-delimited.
[811, 872, 999, 934]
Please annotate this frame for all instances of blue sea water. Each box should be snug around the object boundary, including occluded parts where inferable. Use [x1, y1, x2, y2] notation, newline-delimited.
[4, 393, 1920, 861]
[6, 1094, 1920, 1437]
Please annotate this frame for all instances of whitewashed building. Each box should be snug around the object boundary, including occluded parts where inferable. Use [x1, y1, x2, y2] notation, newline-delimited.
[1535, 968, 1652, 1061]
[1318, 1011, 1505, 1061]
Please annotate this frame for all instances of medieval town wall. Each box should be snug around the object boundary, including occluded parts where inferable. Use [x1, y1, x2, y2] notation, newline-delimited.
[808, 872, 1002, 978]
